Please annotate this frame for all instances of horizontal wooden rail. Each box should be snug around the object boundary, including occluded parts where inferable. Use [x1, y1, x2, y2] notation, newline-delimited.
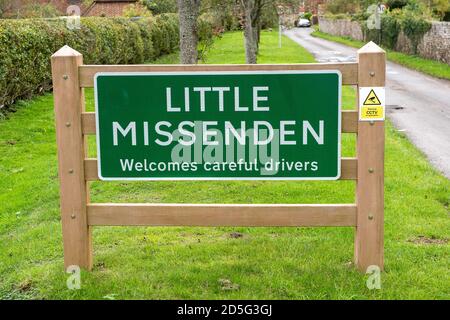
[84, 157, 357, 181]
[78, 62, 358, 87]
[81, 110, 358, 135]
[87, 203, 357, 227]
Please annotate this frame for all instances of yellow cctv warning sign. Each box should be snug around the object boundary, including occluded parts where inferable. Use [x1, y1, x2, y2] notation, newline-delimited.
[363, 89, 381, 105]
[359, 87, 385, 121]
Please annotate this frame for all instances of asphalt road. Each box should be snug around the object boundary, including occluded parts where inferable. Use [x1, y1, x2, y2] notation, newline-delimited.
[285, 27, 450, 178]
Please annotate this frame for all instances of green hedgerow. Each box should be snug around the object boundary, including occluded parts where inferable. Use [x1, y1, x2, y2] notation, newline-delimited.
[0, 14, 185, 110]
[0, 13, 220, 110]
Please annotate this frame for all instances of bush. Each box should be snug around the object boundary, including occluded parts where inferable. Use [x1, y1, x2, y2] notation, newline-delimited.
[326, 0, 364, 15]
[400, 11, 432, 53]
[0, 14, 184, 109]
[303, 12, 313, 21]
[348, 2, 432, 51]
[142, 0, 177, 15]
[150, 13, 179, 57]
[14, 3, 60, 18]
[444, 11, 450, 21]
[380, 12, 401, 49]
[122, 3, 153, 18]
[386, 0, 409, 10]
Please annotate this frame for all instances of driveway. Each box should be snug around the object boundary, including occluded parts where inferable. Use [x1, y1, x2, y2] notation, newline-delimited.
[285, 27, 450, 178]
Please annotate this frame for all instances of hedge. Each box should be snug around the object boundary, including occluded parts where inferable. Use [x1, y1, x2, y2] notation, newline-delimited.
[0, 13, 182, 109]
[360, 11, 431, 54]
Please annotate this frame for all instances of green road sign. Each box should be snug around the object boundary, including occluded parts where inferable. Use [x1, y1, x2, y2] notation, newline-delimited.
[95, 71, 341, 180]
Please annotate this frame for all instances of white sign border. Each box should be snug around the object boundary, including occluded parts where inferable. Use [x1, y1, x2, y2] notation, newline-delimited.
[94, 70, 342, 181]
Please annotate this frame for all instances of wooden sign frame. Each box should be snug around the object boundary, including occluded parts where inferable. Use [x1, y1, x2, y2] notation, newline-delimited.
[51, 42, 385, 273]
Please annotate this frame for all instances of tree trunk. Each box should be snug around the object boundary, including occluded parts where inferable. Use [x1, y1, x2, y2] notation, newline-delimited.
[243, 18, 257, 63]
[177, 0, 201, 64]
[241, 0, 262, 64]
[256, 19, 261, 54]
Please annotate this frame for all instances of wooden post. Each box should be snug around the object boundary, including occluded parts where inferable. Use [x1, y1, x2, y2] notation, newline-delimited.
[355, 42, 385, 272]
[51, 46, 92, 270]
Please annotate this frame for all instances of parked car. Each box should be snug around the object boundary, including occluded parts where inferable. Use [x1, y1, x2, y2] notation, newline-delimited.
[297, 18, 311, 27]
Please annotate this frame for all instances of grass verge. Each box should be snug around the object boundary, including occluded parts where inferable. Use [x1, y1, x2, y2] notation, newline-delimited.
[311, 30, 450, 81]
[0, 31, 449, 299]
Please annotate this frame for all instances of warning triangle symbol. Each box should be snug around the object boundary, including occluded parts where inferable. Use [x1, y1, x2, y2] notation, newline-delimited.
[363, 89, 381, 105]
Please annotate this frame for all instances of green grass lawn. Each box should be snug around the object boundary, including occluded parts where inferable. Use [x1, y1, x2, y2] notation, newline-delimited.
[311, 30, 450, 81]
[0, 31, 449, 300]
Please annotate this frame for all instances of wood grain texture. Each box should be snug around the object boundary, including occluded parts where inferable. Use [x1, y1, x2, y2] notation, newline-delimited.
[84, 157, 357, 181]
[51, 46, 92, 270]
[355, 41, 385, 272]
[49, 44, 390, 274]
[341, 110, 358, 133]
[87, 203, 357, 227]
[78, 62, 358, 87]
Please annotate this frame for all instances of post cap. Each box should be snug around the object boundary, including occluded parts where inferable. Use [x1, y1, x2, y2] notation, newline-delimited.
[51, 45, 82, 58]
[357, 41, 385, 54]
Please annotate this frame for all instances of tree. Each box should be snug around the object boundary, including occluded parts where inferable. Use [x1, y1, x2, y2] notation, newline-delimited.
[177, 0, 201, 64]
[0, 0, 12, 17]
[239, 0, 295, 64]
[419, 0, 450, 20]
[240, 0, 263, 64]
[142, 0, 177, 14]
[326, 0, 365, 14]
[123, 3, 152, 17]
[386, 0, 409, 10]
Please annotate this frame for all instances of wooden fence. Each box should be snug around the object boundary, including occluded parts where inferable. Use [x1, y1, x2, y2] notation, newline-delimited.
[51, 42, 385, 272]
